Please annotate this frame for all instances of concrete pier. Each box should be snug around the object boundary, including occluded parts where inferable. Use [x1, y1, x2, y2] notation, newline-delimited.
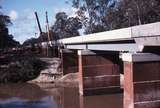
[78, 50, 122, 95]
[61, 49, 78, 75]
[122, 53, 160, 108]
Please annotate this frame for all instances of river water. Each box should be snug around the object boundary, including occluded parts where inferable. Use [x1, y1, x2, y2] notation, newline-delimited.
[0, 83, 123, 108]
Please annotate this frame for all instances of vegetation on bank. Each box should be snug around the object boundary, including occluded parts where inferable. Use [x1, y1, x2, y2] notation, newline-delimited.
[0, 54, 47, 83]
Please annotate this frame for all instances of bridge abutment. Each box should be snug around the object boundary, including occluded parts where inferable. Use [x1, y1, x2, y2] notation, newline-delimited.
[122, 53, 160, 108]
[78, 50, 122, 95]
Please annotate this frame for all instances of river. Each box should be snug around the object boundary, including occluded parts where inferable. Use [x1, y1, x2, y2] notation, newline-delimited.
[0, 83, 123, 108]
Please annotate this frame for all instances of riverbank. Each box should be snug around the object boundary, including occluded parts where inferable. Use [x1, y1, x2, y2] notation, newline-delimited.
[30, 58, 62, 83]
[0, 47, 79, 87]
[0, 54, 46, 83]
[29, 57, 79, 87]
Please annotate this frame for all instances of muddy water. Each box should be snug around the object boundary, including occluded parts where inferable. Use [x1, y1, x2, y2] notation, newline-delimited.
[0, 83, 123, 108]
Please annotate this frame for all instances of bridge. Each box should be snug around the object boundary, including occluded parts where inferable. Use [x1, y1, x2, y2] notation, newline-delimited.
[58, 22, 160, 108]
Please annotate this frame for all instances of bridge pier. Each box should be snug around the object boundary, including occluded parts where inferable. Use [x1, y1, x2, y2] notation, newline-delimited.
[122, 53, 160, 108]
[78, 50, 122, 96]
[61, 49, 78, 75]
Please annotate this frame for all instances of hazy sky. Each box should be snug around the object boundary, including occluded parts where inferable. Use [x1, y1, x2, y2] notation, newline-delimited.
[1, 0, 75, 43]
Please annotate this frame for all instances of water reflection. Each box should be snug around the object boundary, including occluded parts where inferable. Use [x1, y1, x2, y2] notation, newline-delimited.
[80, 94, 123, 108]
[0, 83, 122, 108]
[0, 83, 57, 108]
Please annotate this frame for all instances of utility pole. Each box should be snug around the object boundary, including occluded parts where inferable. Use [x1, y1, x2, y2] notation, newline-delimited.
[45, 11, 52, 56]
[45, 11, 51, 43]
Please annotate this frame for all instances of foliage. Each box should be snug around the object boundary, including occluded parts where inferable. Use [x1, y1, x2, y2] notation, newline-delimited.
[51, 12, 82, 39]
[0, 27, 20, 49]
[71, 0, 116, 34]
[0, 6, 12, 31]
[105, 0, 160, 29]
[0, 7, 20, 49]
[23, 38, 38, 46]
[0, 55, 46, 83]
[70, 0, 160, 33]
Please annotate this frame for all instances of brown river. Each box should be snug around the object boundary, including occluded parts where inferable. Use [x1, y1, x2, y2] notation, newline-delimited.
[0, 83, 123, 108]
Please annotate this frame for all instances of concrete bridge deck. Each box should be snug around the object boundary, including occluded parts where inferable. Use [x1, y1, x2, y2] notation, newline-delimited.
[59, 22, 160, 52]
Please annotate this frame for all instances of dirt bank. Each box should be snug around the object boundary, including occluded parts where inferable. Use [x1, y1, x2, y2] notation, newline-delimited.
[30, 58, 62, 83]
[54, 73, 79, 87]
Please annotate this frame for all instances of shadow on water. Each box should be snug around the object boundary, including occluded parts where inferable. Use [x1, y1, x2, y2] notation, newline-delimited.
[0, 83, 123, 108]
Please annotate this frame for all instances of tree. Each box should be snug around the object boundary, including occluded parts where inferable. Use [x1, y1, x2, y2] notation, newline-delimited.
[104, 0, 160, 29]
[23, 38, 38, 46]
[0, 7, 20, 49]
[70, 0, 160, 33]
[51, 12, 82, 39]
[0, 8, 11, 28]
[71, 0, 116, 34]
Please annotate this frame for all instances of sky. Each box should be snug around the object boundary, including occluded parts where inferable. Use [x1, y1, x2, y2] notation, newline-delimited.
[0, 0, 76, 43]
